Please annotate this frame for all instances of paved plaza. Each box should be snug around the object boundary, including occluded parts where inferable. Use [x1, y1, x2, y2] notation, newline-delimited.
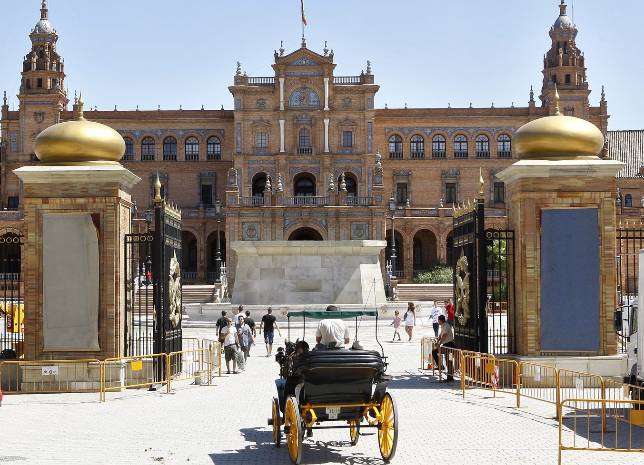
[0, 322, 639, 465]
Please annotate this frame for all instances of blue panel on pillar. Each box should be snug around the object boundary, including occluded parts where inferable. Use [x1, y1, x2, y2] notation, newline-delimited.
[540, 208, 600, 352]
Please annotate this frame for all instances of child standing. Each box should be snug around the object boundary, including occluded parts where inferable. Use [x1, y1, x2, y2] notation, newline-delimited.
[390, 310, 402, 342]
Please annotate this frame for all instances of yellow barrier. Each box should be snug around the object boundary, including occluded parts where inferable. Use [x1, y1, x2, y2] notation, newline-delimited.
[420, 337, 436, 370]
[166, 348, 215, 391]
[0, 359, 101, 399]
[493, 357, 521, 408]
[100, 353, 167, 402]
[463, 352, 497, 395]
[556, 368, 606, 427]
[201, 339, 222, 377]
[436, 345, 463, 384]
[558, 398, 644, 465]
[182, 337, 201, 352]
[519, 361, 559, 411]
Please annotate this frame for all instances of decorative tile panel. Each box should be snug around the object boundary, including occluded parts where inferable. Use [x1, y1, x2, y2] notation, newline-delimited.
[242, 222, 261, 241]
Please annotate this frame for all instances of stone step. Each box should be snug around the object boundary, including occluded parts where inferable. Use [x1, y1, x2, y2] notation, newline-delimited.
[396, 284, 453, 302]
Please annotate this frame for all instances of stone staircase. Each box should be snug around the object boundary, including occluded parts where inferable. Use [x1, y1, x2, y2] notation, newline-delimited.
[182, 285, 217, 304]
[395, 283, 453, 302]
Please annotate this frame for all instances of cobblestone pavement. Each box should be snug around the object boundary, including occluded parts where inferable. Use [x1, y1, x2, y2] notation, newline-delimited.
[0, 322, 641, 465]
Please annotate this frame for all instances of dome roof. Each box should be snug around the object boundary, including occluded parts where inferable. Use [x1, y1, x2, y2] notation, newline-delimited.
[34, 98, 125, 163]
[32, 18, 55, 34]
[553, 14, 574, 30]
[515, 113, 604, 161]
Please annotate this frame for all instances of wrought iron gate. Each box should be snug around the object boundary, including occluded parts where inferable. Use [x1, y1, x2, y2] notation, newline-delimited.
[616, 225, 643, 352]
[0, 232, 23, 358]
[452, 199, 515, 354]
[452, 198, 487, 353]
[124, 193, 182, 377]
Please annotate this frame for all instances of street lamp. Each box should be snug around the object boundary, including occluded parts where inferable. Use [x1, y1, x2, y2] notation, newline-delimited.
[388, 195, 397, 279]
[214, 200, 222, 283]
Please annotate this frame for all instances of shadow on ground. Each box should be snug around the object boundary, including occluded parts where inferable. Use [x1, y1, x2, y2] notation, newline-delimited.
[209, 427, 386, 465]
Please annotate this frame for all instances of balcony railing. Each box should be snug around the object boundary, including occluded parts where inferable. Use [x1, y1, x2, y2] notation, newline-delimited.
[392, 270, 404, 278]
[333, 76, 361, 85]
[240, 196, 266, 206]
[297, 147, 313, 155]
[476, 151, 490, 158]
[454, 151, 468, 159]
[182, 271, 197, 281]
[287, 196, 328, 206]
[247, 76, 275, 86]
[345, 196, 373, 206]
[498, 151, 512, 158]
[389, 151, 403, 159]
[431, 150, 446, 159]
[410, 151, 425, 159]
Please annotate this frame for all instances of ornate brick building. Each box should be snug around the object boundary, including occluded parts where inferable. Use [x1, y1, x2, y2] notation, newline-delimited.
[0, 1, 640, 286]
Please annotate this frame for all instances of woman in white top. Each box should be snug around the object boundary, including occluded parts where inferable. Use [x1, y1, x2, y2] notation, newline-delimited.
[404, 302, 416, 341]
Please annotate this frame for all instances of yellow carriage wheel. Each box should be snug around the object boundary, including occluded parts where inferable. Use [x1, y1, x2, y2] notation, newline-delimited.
[349, 419, 360, 445]
[377, 393, 398, 462]
[284, 396, 302, 464]
[272, 397, 281, 448]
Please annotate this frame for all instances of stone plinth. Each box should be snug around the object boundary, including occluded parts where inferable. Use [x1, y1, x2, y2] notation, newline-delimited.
[14, 164, 141, 360]
[497, 158, 624, 356]
[230, 240, 387, 305]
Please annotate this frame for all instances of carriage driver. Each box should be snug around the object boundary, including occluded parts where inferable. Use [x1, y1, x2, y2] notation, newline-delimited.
[315, 305, 350, 350]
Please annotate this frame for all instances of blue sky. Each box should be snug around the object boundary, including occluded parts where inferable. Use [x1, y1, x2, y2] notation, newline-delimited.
[1, 0, 641, 129]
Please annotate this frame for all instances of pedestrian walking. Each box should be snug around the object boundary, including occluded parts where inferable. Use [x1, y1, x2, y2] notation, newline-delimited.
[430, 303, 445, 337]
[244, 310, 256, 338]
[234, 305, 245, 328]
[432, 315, 455, 382]
[215, 310, 228, 342]
[445, 298, 455, 327]
[238, 316, 254, 362]
[260, 307, 281, 356]
[221, 318, 240, 374]
[404, 302, 416, 341]
[390, 310, 402, 342]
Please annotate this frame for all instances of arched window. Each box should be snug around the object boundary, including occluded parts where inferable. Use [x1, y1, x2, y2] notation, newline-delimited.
[454, 135, 468, 158]
[497, 134, 512, 158]
[255, 131, 268, 148]
[432, 135, 446, 159]
[388, 135, 403, 159]
[339, 173, 358, 197]
[410, 135, 424, 159]
[185, 137, 199, 161]
[624, 194, 633, 208]
[252, 173, 267, 197]
[288, 87, 320, 107]
[163, 136, 177, 161]
[141, 137, 155, 161]
[123, 137, 134, 161]
[294, 173, 316, 196]
[475, 135, 490, 158]
[207, 136, 221, 160]
[298, 127, 311, 154]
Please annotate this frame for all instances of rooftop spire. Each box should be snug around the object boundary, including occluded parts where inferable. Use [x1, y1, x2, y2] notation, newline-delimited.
[41, 0, 48, 20]
[77, 93, 85, 120]
[553, 83, 561, 116]
[559, 0, 567, 16]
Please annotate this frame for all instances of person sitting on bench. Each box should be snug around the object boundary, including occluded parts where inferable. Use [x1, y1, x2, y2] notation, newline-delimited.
[315, 305, 350, 350]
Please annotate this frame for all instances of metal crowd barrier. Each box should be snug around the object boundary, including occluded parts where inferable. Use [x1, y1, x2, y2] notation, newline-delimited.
[558, 398, 644, 465]
[166, 348, 215, 391]
[419, 337, 436, 370]
[0, 358, 101, 398]
[100, 353, 167, 401]
[201, 339, 222, 377]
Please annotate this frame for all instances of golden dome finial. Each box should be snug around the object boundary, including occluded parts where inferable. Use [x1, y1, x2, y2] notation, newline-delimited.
[478, 167, 485, 199]
[77, 92, 85, 120]
[154, 173, 162, 201]
[553, 83, 561, 116]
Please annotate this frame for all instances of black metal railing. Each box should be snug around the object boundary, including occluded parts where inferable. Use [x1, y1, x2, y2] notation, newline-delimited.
[476, 151, 490, 158]
[454, 151, 468, 159]
[498, 151, 512, 158]
[389, 151, 403, 159]
[297, 147, 313, 155]
[431, 150, 446, 159]
[411, 151, 425, 159]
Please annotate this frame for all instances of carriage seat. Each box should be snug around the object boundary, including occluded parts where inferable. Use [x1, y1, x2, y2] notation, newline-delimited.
[293, 349, 385, 385]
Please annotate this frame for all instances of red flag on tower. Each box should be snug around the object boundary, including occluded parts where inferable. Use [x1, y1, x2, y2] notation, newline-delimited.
[301, 0, 308, 26]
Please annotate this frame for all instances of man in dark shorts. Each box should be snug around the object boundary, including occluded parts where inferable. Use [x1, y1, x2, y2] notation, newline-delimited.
[244, 310, 256, 338]
[215, 310, 228, 341]
[259, 307, 281, 356]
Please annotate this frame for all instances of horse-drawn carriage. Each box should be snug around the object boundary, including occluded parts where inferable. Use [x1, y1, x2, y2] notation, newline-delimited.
[268, 309, 398, 464]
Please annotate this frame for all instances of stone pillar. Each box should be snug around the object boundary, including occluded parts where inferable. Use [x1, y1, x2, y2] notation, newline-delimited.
[279, 77, 285, 111]
[323, 77, 330, 111]
[14, 164, 140, 360]
[279, 119, 285, 153]
[324, 118, 330, 153]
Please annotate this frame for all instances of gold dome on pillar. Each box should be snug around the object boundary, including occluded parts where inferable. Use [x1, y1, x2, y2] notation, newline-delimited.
[34, 95, 125, 163]
[514, 86, 604, 160]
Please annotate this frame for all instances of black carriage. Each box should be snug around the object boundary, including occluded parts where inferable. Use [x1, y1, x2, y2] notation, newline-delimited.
[268, 309, 398, 464]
